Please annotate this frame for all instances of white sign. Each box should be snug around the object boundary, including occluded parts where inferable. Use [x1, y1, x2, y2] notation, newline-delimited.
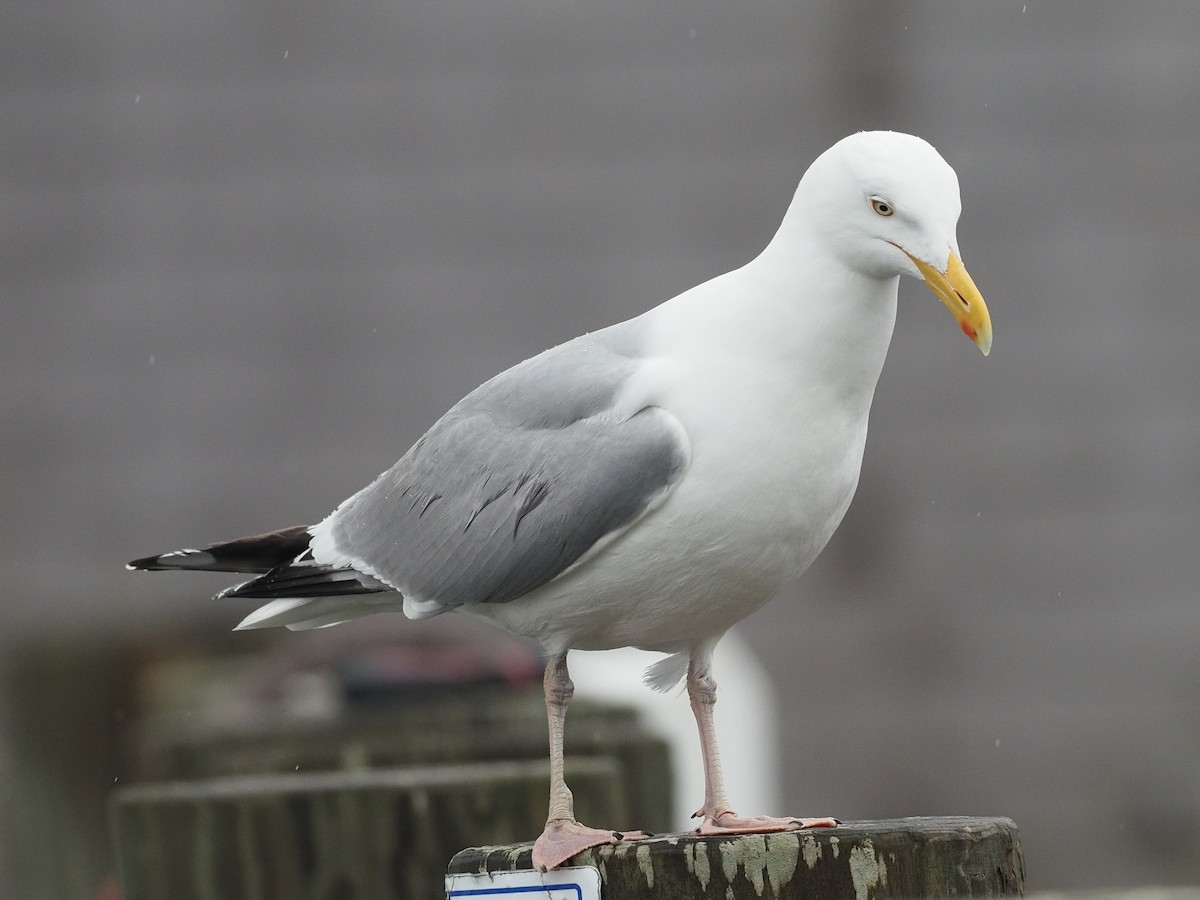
[445, 865, 602, 900]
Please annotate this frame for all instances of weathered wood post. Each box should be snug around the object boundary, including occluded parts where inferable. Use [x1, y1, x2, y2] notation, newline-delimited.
[111, 759, 625, 900]
[447, 817, 1024, 899]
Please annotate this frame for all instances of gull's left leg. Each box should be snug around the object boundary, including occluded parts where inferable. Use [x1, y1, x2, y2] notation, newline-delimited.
[687, 644, 839, 834]
[532, 653, 648, 871]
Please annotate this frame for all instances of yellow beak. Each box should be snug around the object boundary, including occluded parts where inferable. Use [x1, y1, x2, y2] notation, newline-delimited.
[905, 250, 993, 356]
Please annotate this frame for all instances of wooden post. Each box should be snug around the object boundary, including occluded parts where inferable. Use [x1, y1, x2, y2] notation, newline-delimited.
[111, 759, 624, 900]
[447, 817, 1024, 899]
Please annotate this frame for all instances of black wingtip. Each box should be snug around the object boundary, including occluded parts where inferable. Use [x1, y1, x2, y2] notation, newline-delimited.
[125, 526, 313, 575]
[126, 548, 217, 572]
[218, 563, 387, 600]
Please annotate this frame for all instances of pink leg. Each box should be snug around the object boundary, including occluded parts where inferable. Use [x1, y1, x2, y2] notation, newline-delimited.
[531, 654, 648, 871]
[687, 651, 839, 835]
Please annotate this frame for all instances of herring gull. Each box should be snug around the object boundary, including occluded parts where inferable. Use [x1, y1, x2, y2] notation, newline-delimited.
[129, 130, 993, 871]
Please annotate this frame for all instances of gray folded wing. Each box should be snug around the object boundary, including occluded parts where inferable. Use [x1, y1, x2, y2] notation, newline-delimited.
[315, 326, 690, 613]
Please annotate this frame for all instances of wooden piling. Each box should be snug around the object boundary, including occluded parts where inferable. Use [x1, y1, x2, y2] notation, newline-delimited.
[111, 759, 624, 900]
[447, 816, 1024, 899]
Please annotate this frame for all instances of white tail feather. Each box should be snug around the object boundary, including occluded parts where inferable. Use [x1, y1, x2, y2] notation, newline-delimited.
[234, 598, 310, 630]
[234, 595, 406, 631]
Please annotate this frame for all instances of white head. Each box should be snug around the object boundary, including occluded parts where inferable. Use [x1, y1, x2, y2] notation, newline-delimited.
[793, 131, 992, 354]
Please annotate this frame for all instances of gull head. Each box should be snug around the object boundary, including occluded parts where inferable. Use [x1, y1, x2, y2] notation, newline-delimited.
[798, 130, 992, 355]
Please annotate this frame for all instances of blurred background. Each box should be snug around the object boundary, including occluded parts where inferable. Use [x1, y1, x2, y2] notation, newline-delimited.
[3, 0, 1199, 895]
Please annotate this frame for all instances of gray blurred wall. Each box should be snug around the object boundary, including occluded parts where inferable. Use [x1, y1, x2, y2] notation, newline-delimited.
[3, 0, 1199, 893]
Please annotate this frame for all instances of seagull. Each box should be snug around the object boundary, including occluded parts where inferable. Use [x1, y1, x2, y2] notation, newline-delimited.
[129, 130, 992, 871]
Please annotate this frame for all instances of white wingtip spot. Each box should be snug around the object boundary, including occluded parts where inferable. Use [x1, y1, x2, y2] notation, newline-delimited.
[163, 549, 216, 565]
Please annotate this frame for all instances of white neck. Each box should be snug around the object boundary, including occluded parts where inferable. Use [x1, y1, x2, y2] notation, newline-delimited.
[651, 227, 899, 426]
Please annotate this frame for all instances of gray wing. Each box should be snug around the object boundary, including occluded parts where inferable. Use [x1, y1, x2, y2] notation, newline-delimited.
[314, 325, 689, 612]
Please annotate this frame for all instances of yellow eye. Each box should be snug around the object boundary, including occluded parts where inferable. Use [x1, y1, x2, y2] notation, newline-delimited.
[870, 197, 894, 217]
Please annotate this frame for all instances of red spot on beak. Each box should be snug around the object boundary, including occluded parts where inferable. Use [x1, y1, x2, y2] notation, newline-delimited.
[961, 320, 977, 340]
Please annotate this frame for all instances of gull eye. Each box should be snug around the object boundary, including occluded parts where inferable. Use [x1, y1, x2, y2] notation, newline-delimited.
[870, 197, 894, 217]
